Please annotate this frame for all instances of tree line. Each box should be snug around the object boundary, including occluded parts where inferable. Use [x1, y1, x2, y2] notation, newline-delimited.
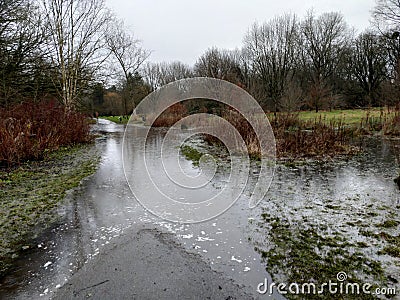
[0, 0, 149, 114]
[1, 0, 400, 114]
[142, 6, 400, 113]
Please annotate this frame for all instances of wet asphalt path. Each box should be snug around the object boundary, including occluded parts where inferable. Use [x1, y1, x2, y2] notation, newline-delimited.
[53, 226, 253, 300]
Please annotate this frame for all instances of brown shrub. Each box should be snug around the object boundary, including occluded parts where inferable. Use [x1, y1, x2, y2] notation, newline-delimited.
[383, 105, 400, 136]
[151, 103, 188, 127]
[205, 109, 356, 159]
[273, 116, 356, 159]
[0, 101, 92, 166]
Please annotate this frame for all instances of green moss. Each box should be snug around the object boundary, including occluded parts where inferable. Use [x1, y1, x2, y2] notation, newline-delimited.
[360, 230, 400, 246]
[0, 143, 99, 277]
[379, 246, 400, 257]
[325, 204, 341, 210]
[357, 242, 369, 248]
[180, 145, 203, 166]
[256, 219, 386, 299]
[377, 220, 399, 228]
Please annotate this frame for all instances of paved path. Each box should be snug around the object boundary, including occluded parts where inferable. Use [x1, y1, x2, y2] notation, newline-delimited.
[53, 226, 253, 300]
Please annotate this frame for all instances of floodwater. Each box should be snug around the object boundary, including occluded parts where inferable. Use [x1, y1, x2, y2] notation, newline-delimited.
[249, 136, 400, 290]
[0, 119, 399, 299]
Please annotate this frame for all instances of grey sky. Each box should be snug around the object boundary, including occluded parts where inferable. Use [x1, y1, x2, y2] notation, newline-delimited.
[106, 0, 377, 65]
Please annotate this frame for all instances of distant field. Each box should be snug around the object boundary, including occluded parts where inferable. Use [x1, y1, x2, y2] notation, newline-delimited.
[268, 108, 394, 125]
[298, 108, 390, 124]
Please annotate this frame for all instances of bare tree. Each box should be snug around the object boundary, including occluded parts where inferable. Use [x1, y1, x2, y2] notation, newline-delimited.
[142, 61, 192, 90]
[105, 20, 149, 81]
[243, 14, 299, 112]
[0, 1, 48, 106]
[158, 61, 192, 85]
[347, 31, 388, 106]
[279, 79, 304, 111]
[373, 0, 400, 30]
[300, 11, 350, 112]
[105, 18, 150, 114]
[41, 0, 111, 109]
[0, 0, 27, 38]
[194, 47, 243, 84]
[372, 1, 400, 105]
[142, 62, 160, 91]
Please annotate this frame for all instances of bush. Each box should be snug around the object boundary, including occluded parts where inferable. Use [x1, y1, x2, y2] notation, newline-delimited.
[383, 105, 400, 136]
[204, 109, 357, 159]
[150, 103, 188, 127]
[273, 116, 356, 158]
[0, 101, 92, 166]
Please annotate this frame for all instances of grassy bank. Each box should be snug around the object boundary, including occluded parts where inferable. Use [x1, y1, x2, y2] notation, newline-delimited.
[100, 115, 130, 124]
[268, 107, 400, 135]
[0, 143, 99, 277]
[100, 115, 147, 125]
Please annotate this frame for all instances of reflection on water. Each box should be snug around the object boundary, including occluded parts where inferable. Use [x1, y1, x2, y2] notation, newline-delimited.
[0, 119, 399, 299]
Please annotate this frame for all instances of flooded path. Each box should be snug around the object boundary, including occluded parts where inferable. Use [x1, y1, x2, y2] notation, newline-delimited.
[1, 119, 399, 299]
[0, 119, 275, 299]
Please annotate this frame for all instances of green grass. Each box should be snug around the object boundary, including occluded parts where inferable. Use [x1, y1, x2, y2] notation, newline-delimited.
[0, 144, 99, 276]
[298, 109, 385, 124]
[267, 108, 393, 126]
[99, 115, 130, 124]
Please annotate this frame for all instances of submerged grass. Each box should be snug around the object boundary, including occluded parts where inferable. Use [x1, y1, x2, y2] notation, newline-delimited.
[377, 220, 399, 228]
[180, 145, 203, 166]
[379, 246, 400, 258]
[254, 215, 392, 299]
[361, 230, 400, 259]
[0, 143, 99, 277]
[272, 113, 359, 159]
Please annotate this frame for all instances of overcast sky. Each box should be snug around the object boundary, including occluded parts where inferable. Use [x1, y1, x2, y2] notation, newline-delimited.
[106, 0, 377, 65]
